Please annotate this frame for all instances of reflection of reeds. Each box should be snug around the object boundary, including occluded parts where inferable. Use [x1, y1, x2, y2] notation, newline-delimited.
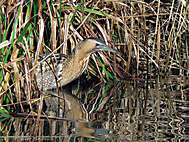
[0, 1, 188, 117]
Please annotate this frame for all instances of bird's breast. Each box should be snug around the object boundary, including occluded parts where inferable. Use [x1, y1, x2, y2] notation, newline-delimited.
[58, 57, 89, 87]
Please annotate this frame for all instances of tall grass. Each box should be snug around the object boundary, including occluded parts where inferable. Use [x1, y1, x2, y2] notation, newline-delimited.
[0, 0, 188, 115]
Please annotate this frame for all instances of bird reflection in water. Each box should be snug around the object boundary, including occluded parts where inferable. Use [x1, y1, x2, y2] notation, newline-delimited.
[44, 89, 110, 139]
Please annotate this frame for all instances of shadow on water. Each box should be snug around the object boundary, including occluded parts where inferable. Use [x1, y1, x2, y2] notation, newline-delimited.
[0, 76, 189, 141]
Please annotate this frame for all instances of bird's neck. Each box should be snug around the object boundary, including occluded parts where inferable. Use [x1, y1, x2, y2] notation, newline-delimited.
[74, 49, 90, 62]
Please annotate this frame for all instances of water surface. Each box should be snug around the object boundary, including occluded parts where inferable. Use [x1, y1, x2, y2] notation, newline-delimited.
[0, 76, 188, 141]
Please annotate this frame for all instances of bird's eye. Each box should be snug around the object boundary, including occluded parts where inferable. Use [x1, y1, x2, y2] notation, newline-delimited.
[96, 43, 100, 47]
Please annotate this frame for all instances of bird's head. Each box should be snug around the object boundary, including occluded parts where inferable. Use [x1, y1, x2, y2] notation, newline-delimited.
[77, 38, 117, 57]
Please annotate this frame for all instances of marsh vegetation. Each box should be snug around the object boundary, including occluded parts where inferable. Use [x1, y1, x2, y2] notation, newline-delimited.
[0, 0, 188, 141]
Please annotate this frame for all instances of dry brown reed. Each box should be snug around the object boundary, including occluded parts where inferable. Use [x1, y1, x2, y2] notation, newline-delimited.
[0, 0, 188, 115]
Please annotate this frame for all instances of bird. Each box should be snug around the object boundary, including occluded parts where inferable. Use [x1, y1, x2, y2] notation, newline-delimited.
[35, 37, 117, 91]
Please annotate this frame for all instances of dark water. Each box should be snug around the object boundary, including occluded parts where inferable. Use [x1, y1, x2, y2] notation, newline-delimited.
[0, 76, 189, 141]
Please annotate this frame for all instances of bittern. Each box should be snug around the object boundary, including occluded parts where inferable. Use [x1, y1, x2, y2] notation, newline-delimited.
[35, 37, 116, 90]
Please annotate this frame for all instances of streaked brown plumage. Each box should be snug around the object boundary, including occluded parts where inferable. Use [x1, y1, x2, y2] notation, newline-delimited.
[35, 38, 116, 90]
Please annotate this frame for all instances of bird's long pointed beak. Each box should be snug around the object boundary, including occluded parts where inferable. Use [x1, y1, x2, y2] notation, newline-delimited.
[95, 44, 119, 54]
